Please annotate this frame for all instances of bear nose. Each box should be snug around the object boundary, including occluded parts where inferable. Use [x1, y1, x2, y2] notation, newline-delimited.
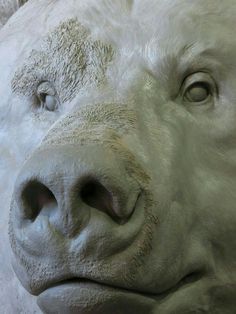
[13, 144, 139, 237]
[21, 178, 115, 222]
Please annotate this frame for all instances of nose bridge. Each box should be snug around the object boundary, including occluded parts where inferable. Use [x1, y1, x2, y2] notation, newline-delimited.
[41, 102, 137, 148]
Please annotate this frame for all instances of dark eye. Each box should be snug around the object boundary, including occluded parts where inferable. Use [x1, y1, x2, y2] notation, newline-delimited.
[181, 72, 217, 106]
[184, 82, 210, 103]
[36, 82, 58, 111]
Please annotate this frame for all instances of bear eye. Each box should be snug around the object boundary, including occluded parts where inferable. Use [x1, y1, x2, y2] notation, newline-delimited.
[184, 82, 210, 103]
[36, 82, 58, 112]
[182, 72, 217, 105]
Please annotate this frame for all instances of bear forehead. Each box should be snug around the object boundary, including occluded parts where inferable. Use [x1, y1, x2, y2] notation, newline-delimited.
[9, 0, 236, 105]
[9, 0, 236, 69]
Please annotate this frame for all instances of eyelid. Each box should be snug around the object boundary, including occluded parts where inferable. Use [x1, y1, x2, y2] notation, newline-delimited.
[181, 72, 218, 98]
[35, 81, 59, 112]
[37, 81, 56, 97]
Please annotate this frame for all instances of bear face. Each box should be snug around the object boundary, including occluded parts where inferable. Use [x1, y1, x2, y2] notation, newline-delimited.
[1, 0, 236, 313]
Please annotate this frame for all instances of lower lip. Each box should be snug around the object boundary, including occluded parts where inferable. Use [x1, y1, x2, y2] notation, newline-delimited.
[37, 281, 156, 314]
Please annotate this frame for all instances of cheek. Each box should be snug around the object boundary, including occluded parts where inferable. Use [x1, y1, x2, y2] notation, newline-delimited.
[141, 107, 187, 184]
[0, 96, 59, 194]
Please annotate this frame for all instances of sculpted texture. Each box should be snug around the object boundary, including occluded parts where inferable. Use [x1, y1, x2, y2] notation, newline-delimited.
[0, 0, 236, 313]
[12, 19, 114, 104]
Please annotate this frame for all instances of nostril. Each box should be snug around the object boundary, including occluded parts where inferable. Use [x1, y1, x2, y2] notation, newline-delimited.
[21, 181, 57, 221]
[80, 180, 114, 218]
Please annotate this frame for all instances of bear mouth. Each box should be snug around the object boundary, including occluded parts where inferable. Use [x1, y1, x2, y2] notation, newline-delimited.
[37, 271, 204, 313]
[38, 270, 203, 299]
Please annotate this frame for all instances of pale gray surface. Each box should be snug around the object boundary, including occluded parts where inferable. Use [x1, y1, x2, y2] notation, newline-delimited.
[1, 0, 236, 313]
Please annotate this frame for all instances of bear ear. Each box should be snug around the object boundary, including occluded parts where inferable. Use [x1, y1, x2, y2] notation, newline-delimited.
[0, 0, 28, 29]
